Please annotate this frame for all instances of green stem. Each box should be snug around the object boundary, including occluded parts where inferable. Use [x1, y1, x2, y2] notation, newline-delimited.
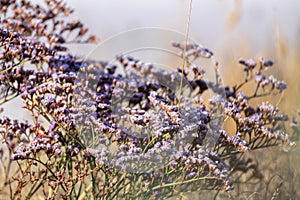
[151, 176, 208, 191]
[25, 157, 67, 192]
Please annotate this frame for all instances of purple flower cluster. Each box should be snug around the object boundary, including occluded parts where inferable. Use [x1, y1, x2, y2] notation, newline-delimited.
[0, 0, 297, 199]
[0, 0, 97, 44]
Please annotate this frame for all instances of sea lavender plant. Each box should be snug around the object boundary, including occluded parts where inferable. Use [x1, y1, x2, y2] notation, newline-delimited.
[0, 0, 298, 200]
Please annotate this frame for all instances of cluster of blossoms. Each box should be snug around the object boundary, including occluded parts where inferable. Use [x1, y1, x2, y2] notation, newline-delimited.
[0, 0, 298, 199]
[0, 0, 97, 44]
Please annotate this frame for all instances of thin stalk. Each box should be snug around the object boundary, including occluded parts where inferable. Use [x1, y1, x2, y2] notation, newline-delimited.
[26, 178, 45, 199]
[107, 173, 126, 200]
[151, 175, 211, 191]
[25, 157, 67, 192]
[178, 0, 193, 109]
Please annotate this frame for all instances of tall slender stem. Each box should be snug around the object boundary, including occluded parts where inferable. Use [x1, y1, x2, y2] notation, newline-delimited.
[178, 0, 193, 109]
